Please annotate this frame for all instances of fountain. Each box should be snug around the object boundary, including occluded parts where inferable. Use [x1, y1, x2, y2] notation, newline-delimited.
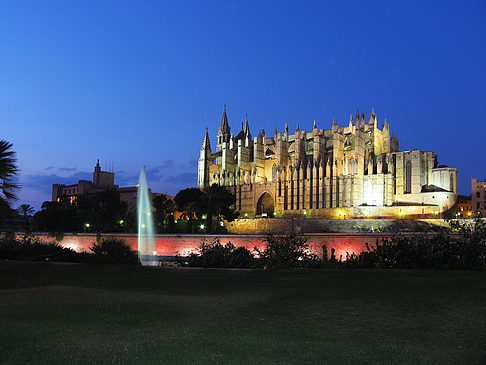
[137, 166, 156, 265]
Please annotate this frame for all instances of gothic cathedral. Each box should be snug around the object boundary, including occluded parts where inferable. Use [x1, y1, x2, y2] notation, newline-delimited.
[198, 108, 457, 218]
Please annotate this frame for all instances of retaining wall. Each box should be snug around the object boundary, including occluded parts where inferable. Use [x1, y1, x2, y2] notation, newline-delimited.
[224, 218, 455, 234]
[28, 232, 438, 260]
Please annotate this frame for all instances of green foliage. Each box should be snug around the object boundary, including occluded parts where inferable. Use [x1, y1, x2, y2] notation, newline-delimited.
[89, 238, 140, 265]
[0, 233, 78, 262]
[256, 233, 320, 269]
[199, 185, 239, 233]
[34, 201, 79, 232]
[77, 189, 131, 232]
[0, 234, 139, 265]
[349, 218, 486, 270]
[153, 194, 175, 233]
[188, 238, 255, 268]
[175, 185, 238, 233]
[34, 189, 135, 233]
[175, 188, 203, 233]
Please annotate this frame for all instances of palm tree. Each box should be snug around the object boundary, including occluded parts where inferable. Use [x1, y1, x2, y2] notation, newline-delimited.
[17, 204, 34, 231]
[0, 140, 20, 223]
[17, 204, 35, 218]
[199, 185, 238, 233]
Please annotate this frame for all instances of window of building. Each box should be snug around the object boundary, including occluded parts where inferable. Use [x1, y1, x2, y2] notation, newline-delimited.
[405, 161, 412, 194]
[477, 192, 481, 198]
[421, 161, 426, 186]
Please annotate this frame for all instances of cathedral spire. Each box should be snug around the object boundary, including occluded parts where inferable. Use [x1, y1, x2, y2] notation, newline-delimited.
[284, 122, 289, 137]
[313, 120, 317, 130]
[219, 108, 230, 134]
[383, 117, 389, 131]
[296, 123, 300, 132]
[201, 127, 211, 151]
[369, 107, 377, 126]
[243, 116, 250, 137]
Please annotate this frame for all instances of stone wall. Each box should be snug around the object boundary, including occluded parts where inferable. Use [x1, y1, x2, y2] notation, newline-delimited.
[26, 230, 456, 261]
[224, 218, 453, 234]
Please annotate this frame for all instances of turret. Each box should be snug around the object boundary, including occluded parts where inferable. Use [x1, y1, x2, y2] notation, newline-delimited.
[382, 117, 390, 153]
[198, 127, 212, 189]
[217, 108, 231, 151]
[369, 107, 377, 127]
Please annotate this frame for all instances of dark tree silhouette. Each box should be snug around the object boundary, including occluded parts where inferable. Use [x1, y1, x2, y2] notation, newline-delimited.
[198, 185, 238, 233]
[0, 140, 20, 224]
[152, 194, 175, 233]
[17, 204, 35, 218]
[175, 188, 203, 233]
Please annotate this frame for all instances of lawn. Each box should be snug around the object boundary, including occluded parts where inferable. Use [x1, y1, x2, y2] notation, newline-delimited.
[1, 261, 485, 364]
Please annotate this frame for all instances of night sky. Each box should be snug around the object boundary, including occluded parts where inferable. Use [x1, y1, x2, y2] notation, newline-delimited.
[1, 1, 485, 210]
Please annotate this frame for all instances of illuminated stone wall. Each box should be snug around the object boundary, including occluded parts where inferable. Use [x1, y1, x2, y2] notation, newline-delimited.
[29, 232, 417, 260]
[224, 218, 452, 234]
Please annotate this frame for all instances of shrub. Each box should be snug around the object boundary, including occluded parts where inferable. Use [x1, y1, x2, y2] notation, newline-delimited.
[188, 239, 255, 268]
[256, 233, 320, 269]
[0, 233, 78, 262]
[89, 238, 139, 265]
[354, 219, 486, 270]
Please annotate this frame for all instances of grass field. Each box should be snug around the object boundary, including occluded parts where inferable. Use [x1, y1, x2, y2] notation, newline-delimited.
[1, 261, 486, 364]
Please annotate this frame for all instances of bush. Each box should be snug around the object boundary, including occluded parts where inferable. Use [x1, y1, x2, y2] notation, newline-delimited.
[188, 239, 255, 268]
[256, 233, 320, 269]
[89, 238, 140, 265]
[0, 233, 78, 262]
[353, 219, 486, 270]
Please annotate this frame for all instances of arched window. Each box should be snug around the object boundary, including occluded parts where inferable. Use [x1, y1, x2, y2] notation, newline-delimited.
[450, 173, 454, 192]
[405, 160, 412, 194]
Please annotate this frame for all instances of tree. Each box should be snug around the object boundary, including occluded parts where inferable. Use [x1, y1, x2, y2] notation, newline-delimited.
[17, 204, 35, 231]
[17, 204, 35, 218]
[76, 189, 129, 232]
[152, 194, 175, 233]
[34, 201, 77, 232]
[175, 188, 203, 233]
[198, 185, 238, 233]
[0, 140, 20, 224]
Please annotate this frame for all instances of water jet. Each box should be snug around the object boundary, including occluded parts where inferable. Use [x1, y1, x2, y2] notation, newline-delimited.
[137, 166, 156, 265]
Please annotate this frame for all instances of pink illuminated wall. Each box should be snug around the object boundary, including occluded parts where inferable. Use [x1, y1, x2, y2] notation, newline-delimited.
[30, 232, 418, 260]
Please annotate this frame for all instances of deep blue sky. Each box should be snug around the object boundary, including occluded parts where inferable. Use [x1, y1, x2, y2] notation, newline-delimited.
[1, 0, 485, 210]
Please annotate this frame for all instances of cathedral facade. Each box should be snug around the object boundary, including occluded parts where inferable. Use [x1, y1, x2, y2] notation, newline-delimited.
[198, 109, 457, 218]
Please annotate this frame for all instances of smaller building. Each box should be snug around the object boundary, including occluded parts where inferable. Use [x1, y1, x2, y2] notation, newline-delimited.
[472, 178, 486, 217]
[52, 160, 145, 211]
[456, 195, 473, 218]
